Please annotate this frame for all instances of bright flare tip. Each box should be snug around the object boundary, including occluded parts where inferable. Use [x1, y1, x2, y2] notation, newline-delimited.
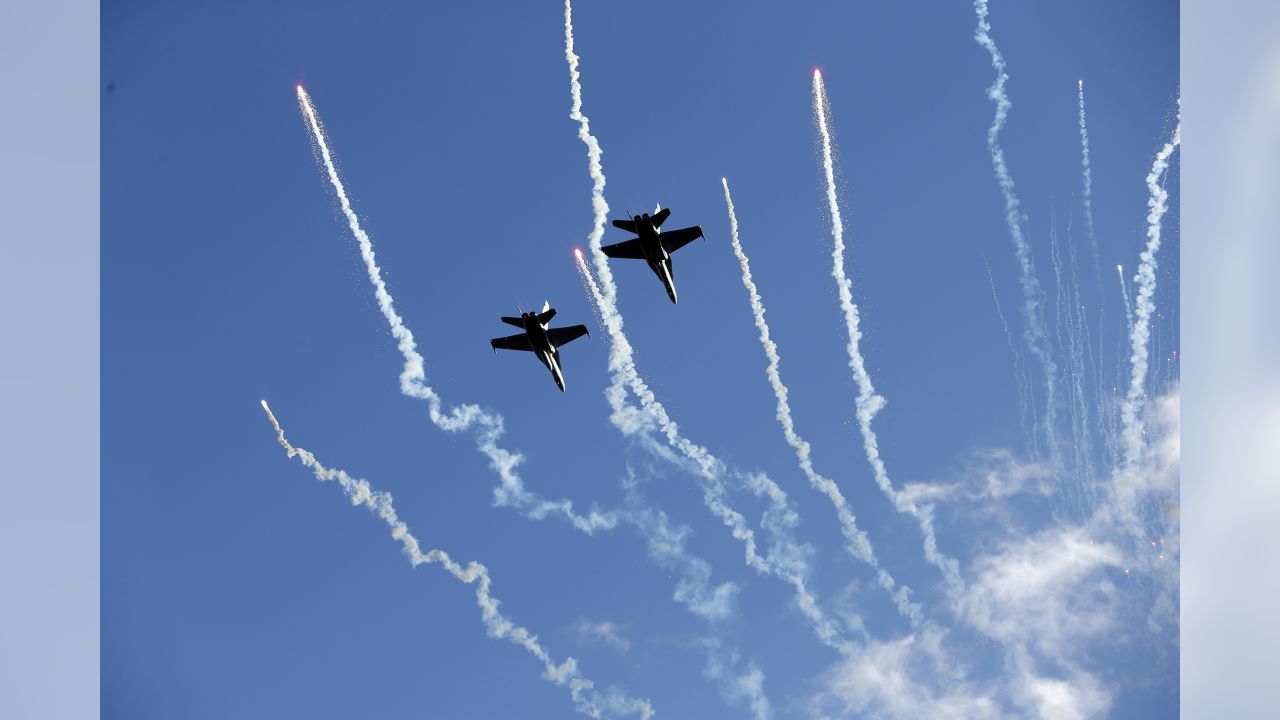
[574, 247, 584, 260]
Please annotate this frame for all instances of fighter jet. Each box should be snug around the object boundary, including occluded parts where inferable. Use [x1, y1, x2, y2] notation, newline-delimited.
[489, 301, 589, 392]
[602, 206, 704, 303]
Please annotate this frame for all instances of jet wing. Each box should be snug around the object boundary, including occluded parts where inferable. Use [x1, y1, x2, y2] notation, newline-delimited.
[660, 225, 704, 254]
[651, 207, 671, 228]
[491, 333, 534, 352]
[601, 238, 646, 259]
[611, 218, 638, 233]
[547, 325, 589, 348]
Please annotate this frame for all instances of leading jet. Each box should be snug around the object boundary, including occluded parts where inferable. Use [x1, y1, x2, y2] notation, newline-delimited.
[490, 301, 589, 392]
[602, 206, 704, 303]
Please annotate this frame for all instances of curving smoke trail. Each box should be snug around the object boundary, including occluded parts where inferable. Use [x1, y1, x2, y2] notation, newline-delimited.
[564, 1, 854, 654]
[299, 82, 772, 713]
[973, 0, 1061, 467]
[811, 70, 963, 598]
[1120, 123, 1181, 476]
[295, 85, 616, 535]
[721, 177, 919, 624]
[573, 252, 854, 655]
[620, 467, 773, 720]
[259, 401, 654, 720]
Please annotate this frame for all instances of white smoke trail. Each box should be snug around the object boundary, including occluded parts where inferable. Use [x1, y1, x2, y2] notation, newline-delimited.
[721, 177, 919, 624]
[811, 70, 963, 598]
[1049, 212, 1096, 518]
[620, 468, 773, 720]
[299, 83, 770, 712]
[1076, 84, 1107, 434]
[564, 3, 854, 653]
[1047, 216, 1079, 514]
[574, 253, 854, 655]
[1117, 264, 1134, 337]
[1078, 80, 1101, 277]
[982, 255, 1036, 457]
[973, 0, 1061, 466]
[564, 0, 618, 311]
[1120, 124, 1181, 475]
[295, 85, 616, 535]
[259, 401, 653, 720]
[1065, 218, 1100, 506]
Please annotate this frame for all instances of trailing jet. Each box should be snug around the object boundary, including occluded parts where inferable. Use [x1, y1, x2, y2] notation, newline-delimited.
[602, 206, 704, 303]
[489, 301, 589, 392]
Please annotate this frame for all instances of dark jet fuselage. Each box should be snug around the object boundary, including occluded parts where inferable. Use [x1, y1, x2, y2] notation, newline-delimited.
[602, 208, 704, 303]
[517, 312, 565, 391]
[490, 306, 588, 392]
[631, 213, 679, 303]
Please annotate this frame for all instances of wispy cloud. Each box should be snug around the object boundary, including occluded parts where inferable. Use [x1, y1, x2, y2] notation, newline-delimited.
[812, 632, 1003, 720]
[573, 620, 632, 655]
[960, 526, 1124, 658]
[621, 464, 772, 719]
[900, 449, 1054, 506]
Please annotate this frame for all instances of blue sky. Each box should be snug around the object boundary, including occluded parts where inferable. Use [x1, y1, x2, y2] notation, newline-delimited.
[103, 1, 1178, 717]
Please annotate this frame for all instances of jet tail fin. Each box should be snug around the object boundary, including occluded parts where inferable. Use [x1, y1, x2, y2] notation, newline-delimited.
[501, 316, 524, 328]
[537, 307, 557, 325]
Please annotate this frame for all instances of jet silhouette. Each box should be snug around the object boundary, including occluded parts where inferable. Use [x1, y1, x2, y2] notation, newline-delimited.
[490, 301, 589, 392]
[602, 206, 704, 303]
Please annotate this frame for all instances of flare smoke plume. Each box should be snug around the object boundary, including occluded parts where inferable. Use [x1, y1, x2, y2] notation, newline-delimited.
[812, 70, 963, 597]
[259, 401, 653, 720]
[295, 85, 615, 534]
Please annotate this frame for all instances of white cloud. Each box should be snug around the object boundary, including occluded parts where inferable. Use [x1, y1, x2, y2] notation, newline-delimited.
[1145, 386, 1181, 498]
[901, 449, 1054, 505]
[1016, 670, 1112, 720]
[956, 525, 1128, 719]
[812, 633, 1004, 720]
[961, 526, 1123, 657]
[573, 620, 632, 654]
